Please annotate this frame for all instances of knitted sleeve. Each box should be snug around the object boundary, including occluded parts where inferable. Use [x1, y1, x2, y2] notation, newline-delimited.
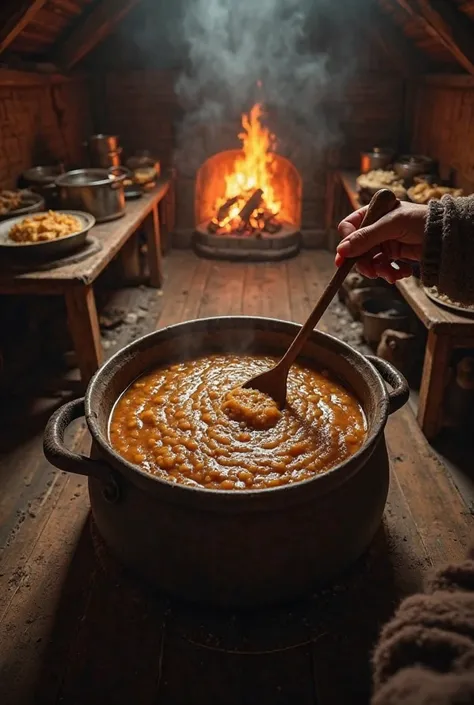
[371, 547, 474, 705]
[421, 195, 474, 305]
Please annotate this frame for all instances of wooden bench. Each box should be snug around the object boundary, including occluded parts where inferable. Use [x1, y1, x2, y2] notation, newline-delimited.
[327, 170, 474, 440]
[0, 178, 174, 386]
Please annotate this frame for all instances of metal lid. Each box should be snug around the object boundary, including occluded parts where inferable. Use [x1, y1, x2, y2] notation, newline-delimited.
[56, 168, 115, 187]
[23, 165, 64, 183]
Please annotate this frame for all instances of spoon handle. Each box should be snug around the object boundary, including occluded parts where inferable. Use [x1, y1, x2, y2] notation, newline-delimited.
[278, 188, 399, 373]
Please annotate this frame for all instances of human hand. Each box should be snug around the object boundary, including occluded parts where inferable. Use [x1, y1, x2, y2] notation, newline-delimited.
[335, 201, 428, 283]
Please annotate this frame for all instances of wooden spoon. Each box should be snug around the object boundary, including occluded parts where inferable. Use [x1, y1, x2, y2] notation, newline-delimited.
[242, 188, 399, 407]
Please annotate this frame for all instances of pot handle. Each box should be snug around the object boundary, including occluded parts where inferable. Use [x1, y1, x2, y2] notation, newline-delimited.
[43, 398, 111, 482]
[366, 355, 410, 415]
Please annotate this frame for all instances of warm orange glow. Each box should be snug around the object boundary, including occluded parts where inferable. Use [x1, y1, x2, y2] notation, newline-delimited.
[212, 104, 282, 233]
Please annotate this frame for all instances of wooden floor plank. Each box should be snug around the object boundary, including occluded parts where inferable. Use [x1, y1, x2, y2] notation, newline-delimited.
[287, 257, 311, 324]
[155, 251, 200, 328]
[0, 421, 86, 620]
[241, 262, 291, 320]
[386, 408, 473, 565]
[0, 474, 90, 705]
[197, 261, 246, 319]
[181, 258, 212, 322]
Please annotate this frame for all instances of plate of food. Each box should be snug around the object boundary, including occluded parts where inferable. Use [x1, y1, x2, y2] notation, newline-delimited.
[356, 169, 407, 203]
[424, 286, 474, 317]
[0, 210, 95, 261]
[408, 182, 464, 205]
[0, 189, 45, 221]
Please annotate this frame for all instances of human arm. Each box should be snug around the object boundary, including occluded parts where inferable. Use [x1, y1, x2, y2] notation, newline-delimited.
[336, 195, 474, 305]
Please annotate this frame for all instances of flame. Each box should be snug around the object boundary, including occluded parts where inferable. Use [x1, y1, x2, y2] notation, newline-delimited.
[213, 104, 281, 232]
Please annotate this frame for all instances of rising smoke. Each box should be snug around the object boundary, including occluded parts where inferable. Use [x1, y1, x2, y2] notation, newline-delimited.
[174, 0, 364, 176]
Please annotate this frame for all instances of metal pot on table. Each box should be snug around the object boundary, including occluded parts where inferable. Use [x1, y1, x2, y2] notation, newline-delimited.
[56, 167, 128, 223]
[85, 134, 119, 157]
[90, 148, 123, 169]
[394, 155, 435, 184]
[360, 148, 394, 174]
[22, 164, 65, 208]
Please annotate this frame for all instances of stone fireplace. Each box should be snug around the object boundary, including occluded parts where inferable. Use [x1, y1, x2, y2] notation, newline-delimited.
[191, 104, 302, 261]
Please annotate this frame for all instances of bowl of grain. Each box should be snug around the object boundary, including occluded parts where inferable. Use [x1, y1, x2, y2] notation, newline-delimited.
[0, 209, 95, 261]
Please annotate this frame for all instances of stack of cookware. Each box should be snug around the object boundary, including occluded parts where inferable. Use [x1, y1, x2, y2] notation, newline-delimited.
[52, 134, 128, 223]
[85, 134, 123, 169]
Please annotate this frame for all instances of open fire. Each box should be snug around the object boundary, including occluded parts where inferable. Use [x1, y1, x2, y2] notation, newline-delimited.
[208, 104, 282, 237]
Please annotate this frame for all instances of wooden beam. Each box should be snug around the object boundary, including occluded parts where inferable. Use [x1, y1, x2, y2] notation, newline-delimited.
[56, 0, 142, 70]
[0, 0, 48, 57]
[423, 73, 474, 88]
[0, 68, 87, 86]
[368, 1, 429, 76]
[395, 0, 474, 76]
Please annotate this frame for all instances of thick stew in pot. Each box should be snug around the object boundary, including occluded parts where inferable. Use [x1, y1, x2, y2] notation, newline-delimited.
[109, 353, 366, 490]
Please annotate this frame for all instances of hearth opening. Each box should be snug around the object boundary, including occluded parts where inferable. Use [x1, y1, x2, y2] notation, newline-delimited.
[193, 104, 302, 261]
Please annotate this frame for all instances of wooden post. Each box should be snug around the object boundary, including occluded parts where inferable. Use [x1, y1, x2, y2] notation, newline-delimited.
[417, 329, 451, 440]
[65, 285, 103, 386]
[144, 205, 163, 288]
[119, 233, 142, 283]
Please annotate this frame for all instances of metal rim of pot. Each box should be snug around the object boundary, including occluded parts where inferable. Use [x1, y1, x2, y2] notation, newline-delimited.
[84, 134, 119, 147]
[361, 297, 409, 318]
[23, 165, 65, 184]
[55, 166, 129, 190]
[396, 154, 434, 167]
[43, 316, 409, 512]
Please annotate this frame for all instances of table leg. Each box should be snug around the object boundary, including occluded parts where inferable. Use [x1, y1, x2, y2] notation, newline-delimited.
[144, 204, 163, 288]
[417, 329, 451, 440]
[65, 285, 103, 386]
[120, 234, 142, 283]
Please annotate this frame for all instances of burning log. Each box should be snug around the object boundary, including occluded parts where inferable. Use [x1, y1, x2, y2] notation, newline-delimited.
[238, 188, 263, 225]
[208, 219, 220, 234]
[263, 221, 282, 234]
[217, 196, 239, 222]
[263, 213, 282, 234]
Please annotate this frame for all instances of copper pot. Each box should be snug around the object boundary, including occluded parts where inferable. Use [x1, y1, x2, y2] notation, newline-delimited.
[43, 317, 409, 607]
[360, 148, 394, 174]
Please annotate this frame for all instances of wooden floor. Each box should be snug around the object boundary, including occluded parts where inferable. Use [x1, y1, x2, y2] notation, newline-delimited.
[0, 250, 472, 705]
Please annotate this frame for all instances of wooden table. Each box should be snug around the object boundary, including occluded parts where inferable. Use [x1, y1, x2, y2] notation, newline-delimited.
[328, 170, 474, 440]
[0, 179, 174, 385]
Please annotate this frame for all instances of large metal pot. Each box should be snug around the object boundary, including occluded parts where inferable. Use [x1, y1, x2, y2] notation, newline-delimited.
[89, 148, 123, 169]
[43, 317, 409, 607]
[360, 147, 394, 174]
[56, 167, 127, 223]
[22, 165, 65, 207]
[394, 155, 435, 183]
[85, 134, 119, 158]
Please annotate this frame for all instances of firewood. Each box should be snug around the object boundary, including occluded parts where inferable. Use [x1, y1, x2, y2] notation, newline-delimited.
[208, 219, 219, 234]
[217, 196, 239, 222]
[238, 188, 263, 224]
[263, 215, 282, 234]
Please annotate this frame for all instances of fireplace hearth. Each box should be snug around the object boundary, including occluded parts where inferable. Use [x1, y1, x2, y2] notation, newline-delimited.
[192, 105, 302, 261]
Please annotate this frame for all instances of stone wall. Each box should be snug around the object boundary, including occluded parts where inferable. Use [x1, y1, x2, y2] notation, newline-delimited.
[0, 77, 92, 190]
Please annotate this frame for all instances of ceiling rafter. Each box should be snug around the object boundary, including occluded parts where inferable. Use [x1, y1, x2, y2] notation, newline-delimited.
[0, 0, 48, 57]
[55, 0, 142, 71]
[369, 1, 430, 76]
[394, 0, 474, 76]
